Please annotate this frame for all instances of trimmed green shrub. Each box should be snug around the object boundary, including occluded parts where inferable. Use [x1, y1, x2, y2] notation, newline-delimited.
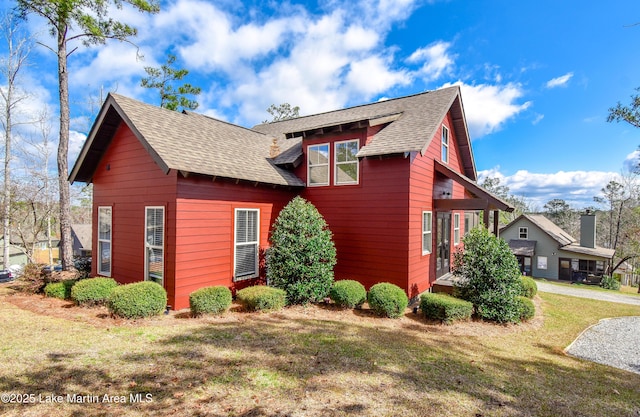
[367, 282, 408, 319]
[516, 296, 536, 321]
[71, 277, 118, 306]
[329, 280, 367, 309]
[420, 293, 473, 324]
[107, 281, 167, 319]
[44, 280, 76, 300]
[267, 197, 337, 305]
[190, 286, 233, 316]
[236, 285, 286, 312]
[519, 276, 538, 298]
[453, 227, 523, 323]
[599, 275, 621, 291]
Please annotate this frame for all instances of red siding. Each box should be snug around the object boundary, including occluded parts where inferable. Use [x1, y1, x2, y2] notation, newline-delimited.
[173, 177, 296, 309]
[92, 123, 178, 305]
[297, 129, 412, 292]
[407, 111, 468, 297]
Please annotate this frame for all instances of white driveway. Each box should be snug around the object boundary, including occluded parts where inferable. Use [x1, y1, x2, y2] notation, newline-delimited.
[536, 281, 640, 306]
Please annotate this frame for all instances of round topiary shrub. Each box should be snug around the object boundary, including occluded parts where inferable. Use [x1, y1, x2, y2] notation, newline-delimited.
[519, 276, 538, 298]
[44, 280, 76, 300]
[420, 293, 473, 324]
[236, 285, 286, 312]
[267, 197, 337, 305]
[453, 227, 523, 323]
[367, 282, 408, 318]
[329, 280, 367, 309]
[71, 277, 118, 306]
[516, 296, 535, 321]
[190, 286, 232, 316]
[107, 281, 167, 319]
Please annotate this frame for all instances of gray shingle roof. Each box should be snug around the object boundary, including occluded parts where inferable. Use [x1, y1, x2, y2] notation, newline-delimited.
[253, 86, 476, 179]
[70, 94, 305, 187]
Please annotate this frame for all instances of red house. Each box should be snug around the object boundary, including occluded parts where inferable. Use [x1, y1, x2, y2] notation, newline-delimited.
[70, 86, 511, 310]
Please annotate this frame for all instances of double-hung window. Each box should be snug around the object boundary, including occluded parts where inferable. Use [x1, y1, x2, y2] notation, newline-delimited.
[145, 207, 164, 285]
[307, 144, 330, 186]
[519, 227, 528, 239]
[441, 125, 449, 163]
[335, 139, 359, 185]
[98, 206, 112, 276]
[422, 211, 432, 255]
[234, 208, 260, 280]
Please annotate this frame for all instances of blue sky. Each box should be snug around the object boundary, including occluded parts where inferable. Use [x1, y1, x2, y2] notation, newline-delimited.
[3, 0, 640, 209]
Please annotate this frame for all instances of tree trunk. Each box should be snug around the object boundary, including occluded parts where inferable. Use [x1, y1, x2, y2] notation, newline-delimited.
[57, 30, 73, 270]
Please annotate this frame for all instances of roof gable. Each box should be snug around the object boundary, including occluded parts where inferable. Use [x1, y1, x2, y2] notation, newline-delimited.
[70, 94, 305, 187]
[252, 86, 476, 180]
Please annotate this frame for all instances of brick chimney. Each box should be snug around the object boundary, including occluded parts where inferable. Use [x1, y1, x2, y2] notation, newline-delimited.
[580, 210, 596, 248]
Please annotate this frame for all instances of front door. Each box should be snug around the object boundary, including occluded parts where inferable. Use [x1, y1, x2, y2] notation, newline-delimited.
[436, 212, 451, 278]
[559, 258, 572, 281]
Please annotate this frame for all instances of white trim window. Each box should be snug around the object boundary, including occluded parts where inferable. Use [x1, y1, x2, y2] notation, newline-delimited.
[145, 207, 165, 285]
[519, 227, 528, 239]
[234, 208, 260, 280]
[453, 213, 460, 245]
[307, 143, 330, 186]
[441, 125, 449, 164]
[97, 206, 112, 276]
[422, 211, 432, 255]
[334, 139, 359, 185]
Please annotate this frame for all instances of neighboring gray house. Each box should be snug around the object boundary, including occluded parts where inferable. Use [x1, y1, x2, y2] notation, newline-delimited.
[500, 213, 614, 281]
[71, 224, 92, 257]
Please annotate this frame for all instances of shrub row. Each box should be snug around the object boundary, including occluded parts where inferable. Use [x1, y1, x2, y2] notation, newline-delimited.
[107, 281, 167, 319]
[44, 280, 77, 300]
[420, 293, 473, 324]
[367, 282, 409, 319]
[519, 276, 538, 298]
[329, 280, 366, 309]
[72, 277, 118, 306]
[599, 275, 621, 291]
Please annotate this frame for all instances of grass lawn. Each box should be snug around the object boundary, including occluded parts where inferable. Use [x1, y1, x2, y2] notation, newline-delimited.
[0, 285, 639, 417]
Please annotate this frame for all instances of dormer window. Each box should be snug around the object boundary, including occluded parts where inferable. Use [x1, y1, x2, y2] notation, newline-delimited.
[441, 125, 449, 163]
[335, 139, 359, 185]
[307, 143, 330, 186]
[519, 227, 528, 239]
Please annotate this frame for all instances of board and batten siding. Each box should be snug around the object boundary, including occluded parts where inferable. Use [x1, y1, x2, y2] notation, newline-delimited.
[174, 177, 297, 309]
[408, 112, 467, 297]
[91, 122, 179, 305]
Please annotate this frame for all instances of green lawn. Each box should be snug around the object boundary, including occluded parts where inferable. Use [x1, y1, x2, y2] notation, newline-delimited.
[0, 286, 639, 417]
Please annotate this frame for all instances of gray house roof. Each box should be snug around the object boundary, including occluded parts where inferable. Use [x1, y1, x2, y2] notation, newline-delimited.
[71, 224, 92, 251]
[253, 86, 477, 180]
[70, 94, 305, 187]
[503, 214, 614, 259]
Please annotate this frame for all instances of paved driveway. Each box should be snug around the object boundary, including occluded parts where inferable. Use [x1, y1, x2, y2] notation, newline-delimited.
[536, 281, 640, 306]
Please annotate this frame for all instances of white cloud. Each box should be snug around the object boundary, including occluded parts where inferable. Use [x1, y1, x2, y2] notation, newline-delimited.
[623, 150, 640, 172]
[478, 167, 620, 208]
[407, 41, 455, 81]
[442, 81, 532, 138]
[546, 72, 574, 88]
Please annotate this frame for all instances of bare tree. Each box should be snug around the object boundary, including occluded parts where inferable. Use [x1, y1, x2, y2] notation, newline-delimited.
[0, 12, 33, 269]
[16, 0, 160, 270]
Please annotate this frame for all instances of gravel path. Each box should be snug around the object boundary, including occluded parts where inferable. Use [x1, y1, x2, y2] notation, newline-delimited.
[535, 281, 640, 374]
[536, 281, 640, 306]
[565, 317, 640, 375]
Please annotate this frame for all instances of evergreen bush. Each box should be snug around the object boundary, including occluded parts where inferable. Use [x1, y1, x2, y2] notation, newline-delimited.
[453, 227, 523, 323]
[71, 277, 118, 306]
[189, 286, 233, 316]
[329, 280, 367, 309]
[599, 275, 621, 291]
[107, 281, 167, 319]
[267, 196, 337, 304]
[420, 293, 473, 324]
[519, 276, 538, 298]
[516, 296, 536, 321]
[367, 282, 408, 318]
[44, 280, 76, 300]
[236, 285, 286, 312]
